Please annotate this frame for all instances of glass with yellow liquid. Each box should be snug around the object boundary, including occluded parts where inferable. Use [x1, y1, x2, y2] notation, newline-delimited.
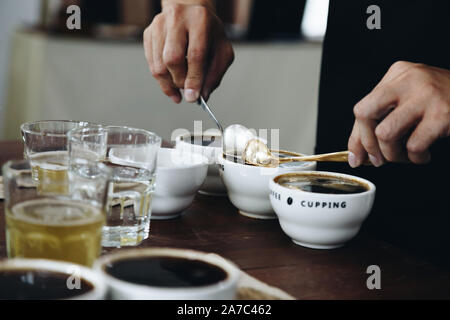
[21, 120, 92, 195]
[2, 159, 112, 267]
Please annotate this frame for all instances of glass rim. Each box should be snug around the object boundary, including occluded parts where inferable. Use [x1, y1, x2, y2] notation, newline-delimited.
[21, 120, 93, 138]
[2, 158, 113, 179]
[68, 125, 162, 144]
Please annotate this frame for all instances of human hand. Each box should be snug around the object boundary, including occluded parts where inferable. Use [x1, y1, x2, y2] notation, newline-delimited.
[143, 0, 234, 103]
[348, 61, 450, 167]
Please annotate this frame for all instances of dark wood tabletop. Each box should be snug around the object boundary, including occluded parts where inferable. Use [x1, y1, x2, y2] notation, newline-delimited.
[1, 140, 450, 299]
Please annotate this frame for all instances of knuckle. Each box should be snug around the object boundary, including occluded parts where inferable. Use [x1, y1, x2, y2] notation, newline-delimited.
[389, 61, 407, 72]
[391, 60, 410, 69]
[152, 64, 168, 78]
[151, 13, 164, 27]
[407, 139, 425, 154]
[165, 3, 183, 18]
[163, 49, 185, 67]
[362, 139, 378, 152]
[353, 102, 369, 120]
[143, 27, 151, 41]
[160, 84, 174, 96]
[375, 123, 391, 141]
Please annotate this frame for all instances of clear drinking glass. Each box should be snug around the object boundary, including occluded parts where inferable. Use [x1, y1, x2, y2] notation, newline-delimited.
[21, 120, 92, 194]
[2, 159, 112, 267]
[68, 126, 161, 247]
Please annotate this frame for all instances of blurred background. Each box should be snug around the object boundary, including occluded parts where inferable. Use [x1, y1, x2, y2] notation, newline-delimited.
[0, 0, 329, 154]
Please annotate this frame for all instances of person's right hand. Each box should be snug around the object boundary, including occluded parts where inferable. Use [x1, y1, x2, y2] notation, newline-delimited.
[144, 0, 234, 103]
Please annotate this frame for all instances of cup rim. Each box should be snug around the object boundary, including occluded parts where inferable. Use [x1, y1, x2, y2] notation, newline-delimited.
[270, 171, 376, 197]
[21, 120, 93, 138]
[0, 258, 107, 300]
[156, 148, 209, 171]
[95, 248, 241, 294]
[175, 132, 222, 151]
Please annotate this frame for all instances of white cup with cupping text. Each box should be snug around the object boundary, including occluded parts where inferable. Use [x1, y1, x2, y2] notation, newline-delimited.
[269, 171, 376, 249]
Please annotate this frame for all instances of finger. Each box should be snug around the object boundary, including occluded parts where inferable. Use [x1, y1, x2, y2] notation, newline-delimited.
[406, 116, 444, 164]
[375, 101, 423, 162]
[163, 28, 188, 89]
[152, 26, 181, 103]
[348, 122, 368, 168]
[354, 85, 399, 121]
[357, 118, 385, 167]
[184, 25, 209, 102]
[201, 41, 234, 101]
[143, 27, 153, 72]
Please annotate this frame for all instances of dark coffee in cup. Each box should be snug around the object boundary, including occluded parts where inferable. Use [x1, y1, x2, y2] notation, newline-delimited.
[105, 256, 228, 288]
[0, 269, 93, 299]
[181, 134, 222, 148]
[276, 173, 369, 194]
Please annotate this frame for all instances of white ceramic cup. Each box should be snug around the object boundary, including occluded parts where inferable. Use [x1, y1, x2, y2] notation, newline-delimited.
[269, 171, 376, 249]
[175, 132, 226, 196]
[0, 258, 107, 300]
[95, 248, 241, 300]
[152, 148, 208, 219]
[218, 152, 316, 219]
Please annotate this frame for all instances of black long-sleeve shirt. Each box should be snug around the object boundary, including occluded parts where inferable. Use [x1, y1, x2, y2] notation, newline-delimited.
[316, 0, 450, 265]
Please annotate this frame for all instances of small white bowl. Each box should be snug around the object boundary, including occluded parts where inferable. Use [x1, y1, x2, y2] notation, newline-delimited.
[175, 132, 226, 196]
[95, 248, 241, 300]
[0, 258, 107, 300]
[152, 148, 208, 219]
[269, 171, 376, 249]
[218, 152, 316, 219]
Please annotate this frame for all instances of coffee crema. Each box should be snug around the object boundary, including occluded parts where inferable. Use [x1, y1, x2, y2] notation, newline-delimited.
[276, 173, 369, 194]
[0, 269, 93, 299]
[105, 256, 228, 288]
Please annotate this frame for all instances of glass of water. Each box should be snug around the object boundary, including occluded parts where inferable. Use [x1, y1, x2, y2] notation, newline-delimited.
[21, 120, 92, 195]
[68, 126, 161, 247]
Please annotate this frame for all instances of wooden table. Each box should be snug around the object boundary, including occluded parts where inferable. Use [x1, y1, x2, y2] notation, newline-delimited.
[1, 141, 450, 299]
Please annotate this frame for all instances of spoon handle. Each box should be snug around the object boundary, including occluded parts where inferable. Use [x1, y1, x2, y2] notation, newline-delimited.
[197, 96, 223, 132]
[278, 151, 350, 163]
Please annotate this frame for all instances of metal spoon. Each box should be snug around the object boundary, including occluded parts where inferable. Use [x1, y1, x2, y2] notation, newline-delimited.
[197, 96, 223, 133]
[243, 139, 352, 167]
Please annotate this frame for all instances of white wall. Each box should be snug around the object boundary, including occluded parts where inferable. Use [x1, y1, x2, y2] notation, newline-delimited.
[4, 33, 322, 154]
[0, 0, 40, 133]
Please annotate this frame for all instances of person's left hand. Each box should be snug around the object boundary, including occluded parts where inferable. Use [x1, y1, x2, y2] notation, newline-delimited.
[348, 61, 450, 167]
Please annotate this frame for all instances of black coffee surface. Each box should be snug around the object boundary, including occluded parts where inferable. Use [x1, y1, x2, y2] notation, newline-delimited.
[278, 175, 368, 194]
[0, 270, 93, 299]
[185, 136, 221, 147]
[106, 256, 227, 288]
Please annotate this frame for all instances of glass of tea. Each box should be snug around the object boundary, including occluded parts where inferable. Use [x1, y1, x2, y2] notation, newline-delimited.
[2, 159, 112, 267]
[68, 126, 161, 247]
[21, 120, 92, 194]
